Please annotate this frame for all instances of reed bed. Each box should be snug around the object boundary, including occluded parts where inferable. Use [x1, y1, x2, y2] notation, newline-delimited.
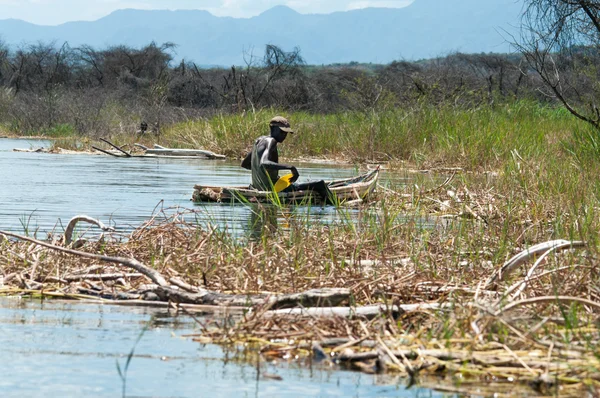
[5, 102, 600, 395]
[1, 169, 600, 396]
[147, 101, 579, 168]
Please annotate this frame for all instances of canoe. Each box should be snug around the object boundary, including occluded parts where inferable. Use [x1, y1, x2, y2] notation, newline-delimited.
[192, 167, 380, 204]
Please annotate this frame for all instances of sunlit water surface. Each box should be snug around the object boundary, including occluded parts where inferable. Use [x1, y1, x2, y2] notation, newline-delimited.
[0, 138, 396, 237]
[0, 298, 451, 398]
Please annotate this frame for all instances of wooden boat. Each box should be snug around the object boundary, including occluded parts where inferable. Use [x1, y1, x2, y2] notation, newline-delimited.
[192, 167, 380, 204]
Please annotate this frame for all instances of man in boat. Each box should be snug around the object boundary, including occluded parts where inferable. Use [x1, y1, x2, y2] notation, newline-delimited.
[241, 116, 333, 204]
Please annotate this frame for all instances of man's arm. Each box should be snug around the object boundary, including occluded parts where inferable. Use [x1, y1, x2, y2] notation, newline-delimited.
[241, 151, 252, 169]
[259, 138, 299, 182]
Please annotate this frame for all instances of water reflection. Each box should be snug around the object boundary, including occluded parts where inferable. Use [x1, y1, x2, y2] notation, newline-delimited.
[246, 204, 279, 241]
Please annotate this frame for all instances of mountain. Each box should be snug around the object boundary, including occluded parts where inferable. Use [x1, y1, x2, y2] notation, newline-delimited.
[0, 0, 524, 66]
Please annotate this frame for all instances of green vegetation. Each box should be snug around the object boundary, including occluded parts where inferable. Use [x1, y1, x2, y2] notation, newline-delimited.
[116, 100, 576, 169]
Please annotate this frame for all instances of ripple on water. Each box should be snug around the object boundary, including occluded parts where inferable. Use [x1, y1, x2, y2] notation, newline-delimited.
[0, 138, 405, 237]
[0, 298, 446, 398]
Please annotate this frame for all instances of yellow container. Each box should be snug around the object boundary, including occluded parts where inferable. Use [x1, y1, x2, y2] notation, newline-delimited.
[274, 173, 294, 192]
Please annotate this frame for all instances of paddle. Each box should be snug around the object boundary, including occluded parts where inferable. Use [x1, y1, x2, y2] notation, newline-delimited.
[274, 173, 294, 192]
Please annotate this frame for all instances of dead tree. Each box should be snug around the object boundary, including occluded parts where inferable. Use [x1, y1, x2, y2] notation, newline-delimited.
[516, 0, 600, 130]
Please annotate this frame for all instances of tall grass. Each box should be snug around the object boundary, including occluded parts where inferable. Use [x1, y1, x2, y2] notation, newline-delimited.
[150, 101, 582, 169]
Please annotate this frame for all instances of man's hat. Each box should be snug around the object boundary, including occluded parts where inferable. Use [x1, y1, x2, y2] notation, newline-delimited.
[269, 116, 294, 133]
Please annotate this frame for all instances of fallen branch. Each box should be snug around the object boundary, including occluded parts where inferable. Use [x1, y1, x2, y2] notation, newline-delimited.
[91, 145, 122, 157]
[0, 230, 169, 287]
[0, 230, 351, 308]
[144, 144, 226, 159]
[494, 296, 600, 316]
[63, 215, 115, 245]
[485, 240, 586, 288]
[169, 277, 201, 293]
[507, 245, 570, 301]
[63, 273, 142, 281]
[100, 138, 132, 157]
[263, 302, 443, 319]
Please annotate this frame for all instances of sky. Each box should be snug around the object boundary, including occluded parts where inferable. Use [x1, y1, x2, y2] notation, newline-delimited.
[0, 0, 414, 26]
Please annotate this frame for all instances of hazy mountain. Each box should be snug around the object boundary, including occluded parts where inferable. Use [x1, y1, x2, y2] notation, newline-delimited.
[0, 0, 524, 66]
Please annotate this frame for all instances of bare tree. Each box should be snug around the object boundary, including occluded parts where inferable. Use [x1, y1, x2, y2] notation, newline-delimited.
[74, 45, 105, 87]
[518, 0, 600, 129]
[189, 45, 306, 111]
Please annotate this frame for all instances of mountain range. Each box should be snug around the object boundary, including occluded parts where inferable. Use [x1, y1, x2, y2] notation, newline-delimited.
[0, 0, 525, 66]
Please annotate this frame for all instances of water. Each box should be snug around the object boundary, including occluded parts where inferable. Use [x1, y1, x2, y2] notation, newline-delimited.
[0, 298, 449, 398]
[0, 138, 373, 237]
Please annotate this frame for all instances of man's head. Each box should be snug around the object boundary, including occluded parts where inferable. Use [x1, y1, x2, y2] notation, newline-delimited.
[269, 116, 294, 142]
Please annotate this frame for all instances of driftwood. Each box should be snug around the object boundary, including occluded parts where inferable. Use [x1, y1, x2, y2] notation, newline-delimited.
[63, 215, 115, 245]
[92, 138, 133, 157]
[485, 239, 586, 289]
[264, 302, 443, 319]
[139, 144, 226, 159]
[169, 277, 201, 293]
[65, 273, 142, 281]
[91, 145, 121, 157]
[100, 138, 131, 157]
[13, 147, 45, 153]
[92, 139, 226, 159]
[0, 230, 169, 287]
[0, 229, 349, 309]
[43, 273, 142, 283]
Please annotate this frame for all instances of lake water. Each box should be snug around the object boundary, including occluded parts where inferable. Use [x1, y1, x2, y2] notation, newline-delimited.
[0, 138, 383, 238]
[0, 298, 451, 398]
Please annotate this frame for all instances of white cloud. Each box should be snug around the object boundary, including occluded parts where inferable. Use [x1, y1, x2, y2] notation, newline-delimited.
[0, 0, 414, 25]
